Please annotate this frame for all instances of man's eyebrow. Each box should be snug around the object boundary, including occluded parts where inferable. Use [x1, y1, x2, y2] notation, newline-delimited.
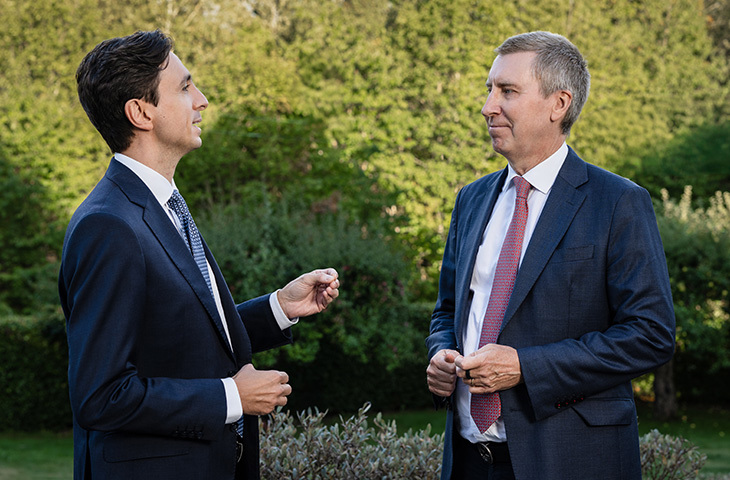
[486, 80, 518, 89]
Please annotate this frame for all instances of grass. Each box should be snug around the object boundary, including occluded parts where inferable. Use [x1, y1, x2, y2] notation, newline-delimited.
[1, 403, 728, 478]
[0, 431, 73, 479]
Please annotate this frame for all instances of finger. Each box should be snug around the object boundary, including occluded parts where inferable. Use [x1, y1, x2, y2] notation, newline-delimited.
[455, 354, 482, 371]
[279, 371, 289, 384]
[427, 378, 455, 397]
[453, 355, 468, 369]
[281, 383, 292, 396]
[313, 269, 337, 284]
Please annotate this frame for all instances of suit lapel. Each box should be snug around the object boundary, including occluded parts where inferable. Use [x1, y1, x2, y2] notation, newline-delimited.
[456, 168, 508, 338]
[500, 149, 588, 331]
[107, 160, 236, 360]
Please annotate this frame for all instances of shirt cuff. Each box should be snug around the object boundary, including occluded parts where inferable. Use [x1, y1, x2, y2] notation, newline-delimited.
[221, 378, 243, 424]
[269, 289, 299, 330]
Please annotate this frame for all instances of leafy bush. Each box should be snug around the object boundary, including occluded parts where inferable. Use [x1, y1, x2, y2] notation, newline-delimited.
[0, 313, 71, 431]
[630, 123, 730, 200]
[260, 403, 443, 479]
[198, 200, 434, 412]
[640, 429, 706, 480]
[0, 153, 63, 314]
[260, 405, 707, 480]
[656, 187, 730, 403]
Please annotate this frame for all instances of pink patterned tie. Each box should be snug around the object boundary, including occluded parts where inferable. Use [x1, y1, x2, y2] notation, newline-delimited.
[471, 175, 531, 433]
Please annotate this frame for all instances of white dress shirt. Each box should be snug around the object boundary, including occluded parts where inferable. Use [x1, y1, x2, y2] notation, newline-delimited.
[457, 143, 568, 443]
[114, 153, 297, 424]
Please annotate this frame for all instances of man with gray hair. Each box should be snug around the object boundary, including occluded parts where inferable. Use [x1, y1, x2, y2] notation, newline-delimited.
[426, 31, 675, 479]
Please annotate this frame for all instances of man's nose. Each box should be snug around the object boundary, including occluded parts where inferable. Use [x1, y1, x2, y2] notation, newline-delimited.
[482, 93, 499, 118]
[195, 86, 208, 111]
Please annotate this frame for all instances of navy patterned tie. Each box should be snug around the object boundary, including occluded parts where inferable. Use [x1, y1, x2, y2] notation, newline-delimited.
[167, 190, 214, 299]
[167, 190, 244, 438]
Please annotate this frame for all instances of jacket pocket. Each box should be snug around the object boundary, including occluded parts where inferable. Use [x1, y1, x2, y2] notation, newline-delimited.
[572, 397, 635, 426]
[103, 432, 191, 463]
[552, 245, 595, 263]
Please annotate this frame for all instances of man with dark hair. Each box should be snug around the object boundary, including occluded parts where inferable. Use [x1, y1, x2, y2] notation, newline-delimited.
[60, 30, 340, 479]
[426, 31, 675, 480]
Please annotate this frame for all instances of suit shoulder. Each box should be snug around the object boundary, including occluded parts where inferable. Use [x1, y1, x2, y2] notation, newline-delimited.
[584, 162, 641, 191]
[71, 176, 139, 220]
[64, 178, 143, 243]
[579, 161, 650, 208]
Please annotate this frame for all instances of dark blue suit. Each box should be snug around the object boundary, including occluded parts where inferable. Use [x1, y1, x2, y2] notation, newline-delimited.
[427, 148, 675, 479]
[59, 159, 291, 479]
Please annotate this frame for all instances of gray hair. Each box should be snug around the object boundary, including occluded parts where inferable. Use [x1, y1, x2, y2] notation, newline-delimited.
[496, 31, 590, 135]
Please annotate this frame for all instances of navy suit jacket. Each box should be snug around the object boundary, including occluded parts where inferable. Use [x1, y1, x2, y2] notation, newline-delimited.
[59, 159, 292, 479]
[426, 147, 675, 480]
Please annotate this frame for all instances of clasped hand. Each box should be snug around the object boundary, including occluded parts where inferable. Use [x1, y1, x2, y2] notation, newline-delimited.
[233, 364, 291, 415]
[426, 344, 522, 397]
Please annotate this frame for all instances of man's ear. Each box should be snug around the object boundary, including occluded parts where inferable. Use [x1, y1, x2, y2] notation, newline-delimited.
[124, 98, 154, 132]
[550, 90, 572, 124]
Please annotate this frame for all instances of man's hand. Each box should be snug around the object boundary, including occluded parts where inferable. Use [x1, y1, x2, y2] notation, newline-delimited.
[426, 349, 461, 397]
[454, 344, 522, 394]
[232, 364, 292, 415]
[278, 268, 340, 318]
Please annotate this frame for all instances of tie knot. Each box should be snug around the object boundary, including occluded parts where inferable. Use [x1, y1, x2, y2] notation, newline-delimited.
[513, 176, 531, 199]
[167, 190, 189, 215]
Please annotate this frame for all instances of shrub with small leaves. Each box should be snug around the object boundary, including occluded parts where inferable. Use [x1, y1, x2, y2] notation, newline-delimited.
[640, 429, 707, 480]
[259, 403, 443, 479]
[260, 406, 710, 480]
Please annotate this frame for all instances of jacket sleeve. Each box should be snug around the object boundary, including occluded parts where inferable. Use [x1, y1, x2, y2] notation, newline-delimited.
[426, 189, 463, 362]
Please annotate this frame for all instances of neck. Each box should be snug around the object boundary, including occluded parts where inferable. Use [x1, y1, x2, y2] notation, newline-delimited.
[507, 136, 566, 175]
[121, 142, 179, 183]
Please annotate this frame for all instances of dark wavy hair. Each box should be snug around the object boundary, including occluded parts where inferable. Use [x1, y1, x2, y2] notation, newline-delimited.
[76, 30, 174, 153]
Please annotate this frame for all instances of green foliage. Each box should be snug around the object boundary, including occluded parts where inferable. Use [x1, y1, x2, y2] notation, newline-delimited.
[260, 403, 443, 479]
[4, 0, 729, 305]
[197, 201, 434, 412]
[2, 0, 730, 417]
[706, 0, 730, 61]
[640, 429, 707, 480]
[629, 123, 730, 200]
[657, 187, 730, 402]
[0, 153, 63, 313]
[198, 201, 427, 367]
[0, 313, 71, 431]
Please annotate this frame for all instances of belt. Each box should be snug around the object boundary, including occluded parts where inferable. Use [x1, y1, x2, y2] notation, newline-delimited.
[474, 441, 510, 464]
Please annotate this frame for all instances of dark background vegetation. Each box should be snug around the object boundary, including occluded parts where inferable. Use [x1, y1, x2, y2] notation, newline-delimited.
[1, 0, 730, 431]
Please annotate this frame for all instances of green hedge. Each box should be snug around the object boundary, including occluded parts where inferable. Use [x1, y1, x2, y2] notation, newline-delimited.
[657, 188, 730, 403]
[0, 312, 71, 431]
